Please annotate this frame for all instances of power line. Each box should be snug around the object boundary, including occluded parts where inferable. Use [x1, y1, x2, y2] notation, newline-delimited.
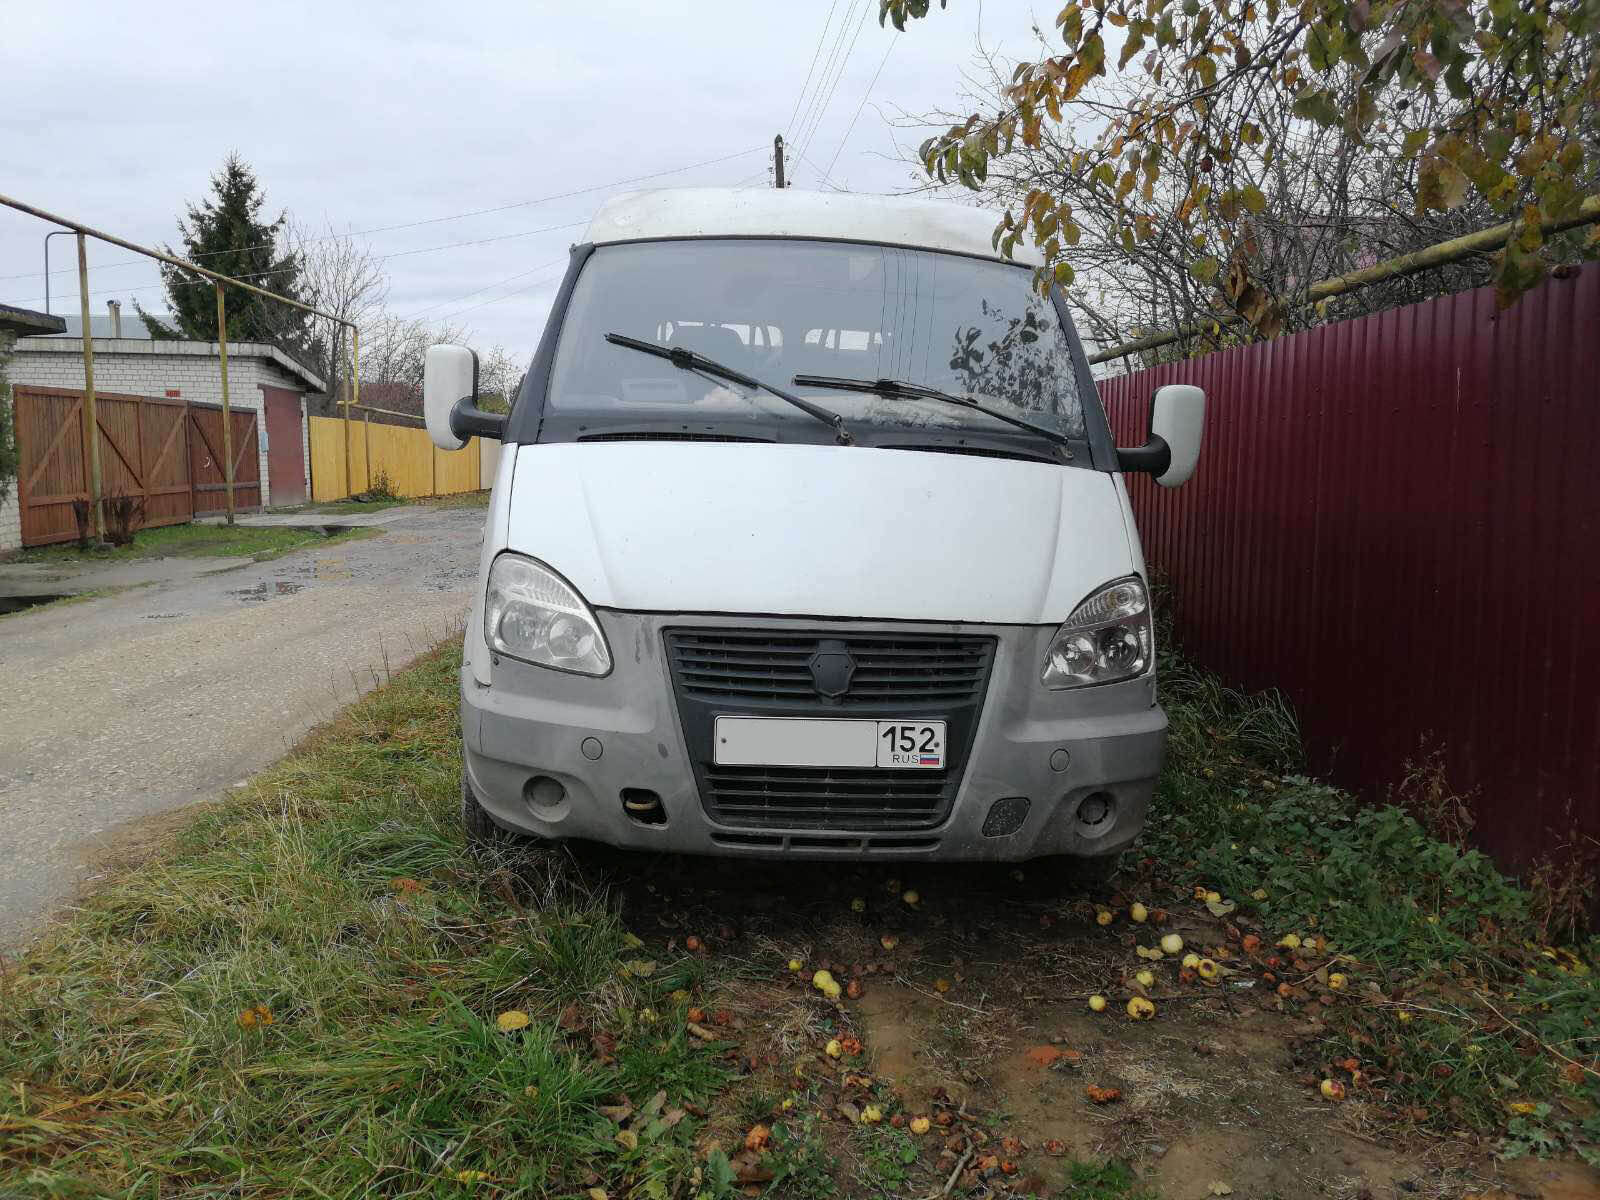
[1, 145, 765, 284]
[785, 0, 842, 142]
[404, 256, 570, 320]
[11, 219, 588, 308]
[791, 0, 864, 168]
[823, 33, 898, 184]
[434, 267, 569, 324]
[795, 0, 874, 168]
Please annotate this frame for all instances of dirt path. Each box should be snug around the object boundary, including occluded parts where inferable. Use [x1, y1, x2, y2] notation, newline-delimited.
[593, 852, 1600, 1200]
[0, 506, 482, 946]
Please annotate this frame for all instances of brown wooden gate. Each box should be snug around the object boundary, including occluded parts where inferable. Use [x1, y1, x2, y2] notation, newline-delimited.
[13, 386, 195, 547]
[187, 404, 261, 513]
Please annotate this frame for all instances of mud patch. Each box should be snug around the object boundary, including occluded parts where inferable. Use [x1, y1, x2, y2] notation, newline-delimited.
[229, 580, 307, 602]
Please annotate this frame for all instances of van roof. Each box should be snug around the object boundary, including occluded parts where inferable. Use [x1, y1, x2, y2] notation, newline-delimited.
[583, 188, 1042, 266]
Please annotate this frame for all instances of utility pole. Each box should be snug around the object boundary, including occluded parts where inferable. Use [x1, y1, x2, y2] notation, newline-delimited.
[773, 134, 787, 189]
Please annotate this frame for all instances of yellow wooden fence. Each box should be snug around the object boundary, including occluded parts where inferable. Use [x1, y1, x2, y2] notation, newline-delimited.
[308, 415, 485, 501]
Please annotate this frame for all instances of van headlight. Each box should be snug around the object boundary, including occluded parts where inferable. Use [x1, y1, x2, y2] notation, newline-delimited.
[485, 553, 612, 676]
[1041, 576, 1152, 689]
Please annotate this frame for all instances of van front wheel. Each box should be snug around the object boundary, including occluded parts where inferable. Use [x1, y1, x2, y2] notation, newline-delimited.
[1059, 852, 1121, 889]
[461, 769, 518, 849]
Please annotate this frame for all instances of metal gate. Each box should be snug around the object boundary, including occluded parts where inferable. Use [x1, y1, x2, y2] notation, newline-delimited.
[187, 404, 261, 513]
[12, 386, 194, 546]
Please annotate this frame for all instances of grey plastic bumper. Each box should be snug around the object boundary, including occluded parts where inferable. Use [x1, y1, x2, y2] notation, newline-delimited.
[463, 611, 1166, 862]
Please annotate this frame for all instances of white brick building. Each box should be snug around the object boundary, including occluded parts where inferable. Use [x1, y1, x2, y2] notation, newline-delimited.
[0, 336, 324, 551]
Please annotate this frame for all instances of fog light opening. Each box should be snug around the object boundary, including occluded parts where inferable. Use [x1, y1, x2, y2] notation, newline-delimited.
[622, 788, 666, 826]
[523, 775, 567, 813]
[1074, 790, 1116, 837]
[982, 796, 1031, 838]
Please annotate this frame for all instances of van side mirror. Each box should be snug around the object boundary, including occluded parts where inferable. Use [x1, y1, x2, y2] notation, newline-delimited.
[424, 344, 507, 450]
[1116, 383, 1205, 488]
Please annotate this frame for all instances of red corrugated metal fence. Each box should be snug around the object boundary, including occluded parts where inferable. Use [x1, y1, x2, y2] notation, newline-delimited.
[1099, 265, 1600, 875]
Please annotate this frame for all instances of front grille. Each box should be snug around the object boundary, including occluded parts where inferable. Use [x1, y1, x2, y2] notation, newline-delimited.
[701, 765, 949, 829]
[664, 627, 996, 832]
[666, 629, 993, 706]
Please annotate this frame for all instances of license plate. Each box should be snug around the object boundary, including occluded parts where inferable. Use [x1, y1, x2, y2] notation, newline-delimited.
[713, 717, 946, 769]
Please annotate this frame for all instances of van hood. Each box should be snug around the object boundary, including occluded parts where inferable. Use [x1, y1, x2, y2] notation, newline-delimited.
[501, 442, 1135, 625]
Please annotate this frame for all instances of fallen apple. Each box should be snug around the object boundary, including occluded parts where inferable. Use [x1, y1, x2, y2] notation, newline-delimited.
[1197, 958, 1220, 982]
[812, 970, 841, 1001]
[1088, 994, 1108, 1012]
[788, 958, 804, 972]
[1277, 933, 1302, 950]
[1135, 969, 1156, 988]
[1130, 902, 1149, 923]
[910, 1115, 931, 1135]
[825, 1038, 843, 1058]
[880, 935, 898, 951]
[1182, 952, 1202, 970]
[850, 897, 866, 913]
[862, 1104, 884, 1123]
[1096, 909, 1114, 926]
[1319, 1078, 1346, 1101]
[1328, 972, 1348, 990]
[902, 889, 921, 906]
[1126, 996, 1156, 1020]
[1160, 933, 1185, 955]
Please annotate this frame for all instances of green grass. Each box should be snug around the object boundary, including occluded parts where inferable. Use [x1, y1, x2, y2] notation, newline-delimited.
[0, 645, 739, 1198]
[15, 522, 377, 563]
[1144, 640, 1600, 1165]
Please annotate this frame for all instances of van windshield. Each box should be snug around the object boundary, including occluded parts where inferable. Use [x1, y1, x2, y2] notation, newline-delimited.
[543, 239, 1088, 444]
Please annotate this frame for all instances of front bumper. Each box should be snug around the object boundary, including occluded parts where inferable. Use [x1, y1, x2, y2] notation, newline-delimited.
[463, 611, 1166, 862]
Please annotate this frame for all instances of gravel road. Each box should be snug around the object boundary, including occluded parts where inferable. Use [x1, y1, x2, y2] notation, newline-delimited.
[0, 505, 483, 946]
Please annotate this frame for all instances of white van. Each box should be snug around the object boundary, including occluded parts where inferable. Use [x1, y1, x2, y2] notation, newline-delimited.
[424, 188, 1203, 876]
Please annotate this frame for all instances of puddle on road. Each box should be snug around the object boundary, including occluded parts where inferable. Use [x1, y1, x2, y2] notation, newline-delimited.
[0, 593, 67, 615]
[229, 581, 307, 603]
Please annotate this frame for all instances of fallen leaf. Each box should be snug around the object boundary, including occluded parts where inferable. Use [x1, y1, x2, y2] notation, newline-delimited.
[620, 959, 657, 977]
[1206, 899, 1238, 917]
[391, 877, 426, 895]
[1209, 1183, 1234, 1196]
[1085, 1085, 1122, 1105]
[1043, 1138, 1067, 1155]
[686, 1021, 717, 1041]
[744, 1123, 771, 1151]
[615, 1129, 639, 1150]
[495, 1010, 530, 1033]
[1025, 1045, 1065, 1067]
[455, 1170, 493, 1183]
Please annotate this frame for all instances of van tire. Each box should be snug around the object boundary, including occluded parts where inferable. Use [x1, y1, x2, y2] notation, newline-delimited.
[461, 769, 514, 848]
[1060, 852, 1121, 888]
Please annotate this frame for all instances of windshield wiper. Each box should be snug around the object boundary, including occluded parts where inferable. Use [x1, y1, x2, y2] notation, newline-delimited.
[605, 333, 854, 445]
[792, 374, 1073, 458]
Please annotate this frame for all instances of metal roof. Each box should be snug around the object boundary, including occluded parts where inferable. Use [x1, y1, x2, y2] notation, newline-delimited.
[0, 302, 66, 337]
[583, 188, 1042, 266]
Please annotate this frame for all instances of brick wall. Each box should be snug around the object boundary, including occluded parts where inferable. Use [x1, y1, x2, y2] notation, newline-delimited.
[0, 338, 322, 551]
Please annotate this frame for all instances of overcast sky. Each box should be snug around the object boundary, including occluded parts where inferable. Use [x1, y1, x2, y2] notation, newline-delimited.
[1, 1, 1051, 367]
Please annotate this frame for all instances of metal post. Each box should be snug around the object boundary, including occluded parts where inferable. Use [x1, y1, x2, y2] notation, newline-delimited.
[342, 372, 353, 499]
[215, 284, 235, 525]
[74, 233, 104, 540]
[44, 229, 71, 315]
